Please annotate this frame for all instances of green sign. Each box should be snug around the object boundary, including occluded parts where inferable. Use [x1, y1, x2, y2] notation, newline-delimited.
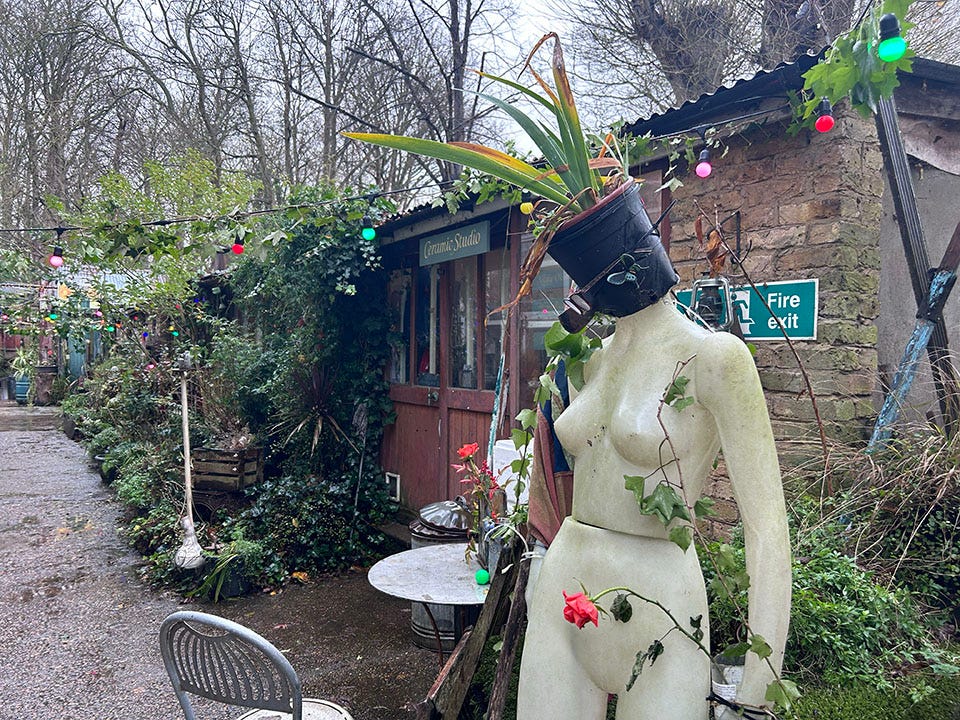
[675, 278, 819, 340]
[420, 221, 490, 266]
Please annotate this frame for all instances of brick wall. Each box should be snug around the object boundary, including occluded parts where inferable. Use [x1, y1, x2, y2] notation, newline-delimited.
[660, 110, 884, 518]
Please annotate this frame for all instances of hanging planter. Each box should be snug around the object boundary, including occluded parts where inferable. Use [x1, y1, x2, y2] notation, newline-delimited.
[345, 33, 679, 330]
[547, 180, 677, 327]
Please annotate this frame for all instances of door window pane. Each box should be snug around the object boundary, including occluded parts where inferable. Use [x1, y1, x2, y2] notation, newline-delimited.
[415, 265, 440, 387]
[519, 235, 570, 401]
[449, 257, 478, 389]
[387, 269, 411, 384]
[483, 247, 510, 391]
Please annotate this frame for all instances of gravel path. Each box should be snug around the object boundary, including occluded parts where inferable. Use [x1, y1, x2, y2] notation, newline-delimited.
[0, 404, 437, 720]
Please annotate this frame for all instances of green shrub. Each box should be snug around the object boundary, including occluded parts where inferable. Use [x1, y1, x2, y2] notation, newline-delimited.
[702, 499, 955, 686]
[788, 428, 960, 620]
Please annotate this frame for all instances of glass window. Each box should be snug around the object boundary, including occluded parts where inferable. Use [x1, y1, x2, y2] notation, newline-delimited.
[387, 269, 411, 384]
[415, 265, 440, 387]
[519, 235, 571, 402]
[449, 257, 478, 389]
[483, 247, 510, 391]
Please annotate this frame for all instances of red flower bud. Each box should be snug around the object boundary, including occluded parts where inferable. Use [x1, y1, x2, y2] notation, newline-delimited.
[457, 442, 480, 459]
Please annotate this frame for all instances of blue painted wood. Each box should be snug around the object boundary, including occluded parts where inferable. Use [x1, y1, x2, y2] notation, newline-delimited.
[868, 269, 956, 451]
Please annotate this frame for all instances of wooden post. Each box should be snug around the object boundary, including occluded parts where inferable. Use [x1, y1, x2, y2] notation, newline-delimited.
[414, 543, 520, 719]
[875, 96, 960, 434]
[485, 555, 530, 720]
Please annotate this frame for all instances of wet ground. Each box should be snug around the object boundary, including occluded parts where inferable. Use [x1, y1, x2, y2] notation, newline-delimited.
[0, 403, 437, 720]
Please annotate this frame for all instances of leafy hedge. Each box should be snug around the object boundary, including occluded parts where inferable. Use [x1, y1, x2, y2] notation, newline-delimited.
[62, 184, 401, 596]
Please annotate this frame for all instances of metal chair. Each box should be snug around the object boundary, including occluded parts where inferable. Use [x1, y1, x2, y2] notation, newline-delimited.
[159, 610, 353, 720]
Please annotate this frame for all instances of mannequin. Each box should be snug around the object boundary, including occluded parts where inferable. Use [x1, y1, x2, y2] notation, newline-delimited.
[517, 296, 791, 720]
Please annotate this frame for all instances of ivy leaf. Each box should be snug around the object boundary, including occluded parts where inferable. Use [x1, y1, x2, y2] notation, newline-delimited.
[721, 641, 751, 659]
[626, 640, 664, 692]
[749, 634, 772, 660]
[693, 497, 716, 518]
[516, 408, 537, 430]
[765, 678, 801, 712]
[663, 375, 694, 411]
[511, 427, 531, 449]
[624, 475, 646, 506]
[640, 483, 691, 526]
[510, 456, 530, 477]
[538, 372, 561, 399]
[663, 375, 690, 406]
[544, 323, 583, 356]
[566, 361, 585, 392]
[610, 593, 633, 623]
[669, 525, 693, 552]
[690, 614, 704, 643]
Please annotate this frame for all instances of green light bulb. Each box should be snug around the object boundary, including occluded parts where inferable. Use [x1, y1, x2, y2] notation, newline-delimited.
[878, 35, 907, 62]
[48, 313, 58, 320]
[878, 13, 907, 63]
[361, 226, 376, 241]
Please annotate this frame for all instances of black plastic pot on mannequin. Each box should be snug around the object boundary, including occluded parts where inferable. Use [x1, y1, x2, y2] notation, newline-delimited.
[547, 181, 678, 332]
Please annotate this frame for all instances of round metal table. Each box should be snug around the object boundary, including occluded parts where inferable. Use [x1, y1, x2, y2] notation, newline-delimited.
[368, 543, 489, 664]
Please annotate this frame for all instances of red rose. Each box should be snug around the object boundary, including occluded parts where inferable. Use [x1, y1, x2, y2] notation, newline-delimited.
[457, 442, 480, 459]
[562, 591, 599, 629]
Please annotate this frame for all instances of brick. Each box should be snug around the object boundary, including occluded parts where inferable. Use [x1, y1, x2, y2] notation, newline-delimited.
[819, 291, 879, 320]
[759, 368, 804, 393]
[816, 320, 879, 346]
[820, 270, 879, 294]
[816, 370, 880, 396]
[775, 244, 857, 272]
[779, 198, 842, 224]
[806, 221, 841, 245]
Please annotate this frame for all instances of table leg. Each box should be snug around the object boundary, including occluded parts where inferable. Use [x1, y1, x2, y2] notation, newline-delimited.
[420, 602, 446, 669]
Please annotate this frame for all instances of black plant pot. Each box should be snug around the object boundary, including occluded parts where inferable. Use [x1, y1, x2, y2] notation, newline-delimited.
[548, 180, 678, 329]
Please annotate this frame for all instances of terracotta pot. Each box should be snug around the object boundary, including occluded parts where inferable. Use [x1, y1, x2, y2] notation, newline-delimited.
[548, 180, 678, 328]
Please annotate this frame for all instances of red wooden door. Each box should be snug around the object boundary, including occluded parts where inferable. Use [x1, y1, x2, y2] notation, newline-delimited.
[380, 236, 513, 511]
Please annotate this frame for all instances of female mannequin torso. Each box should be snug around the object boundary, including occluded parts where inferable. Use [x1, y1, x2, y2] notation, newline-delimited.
[517, 297, 791, 720]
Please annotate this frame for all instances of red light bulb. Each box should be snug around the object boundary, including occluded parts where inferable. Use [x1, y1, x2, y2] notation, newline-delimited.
[231, 242, 244, 255]
[815, 98, 835, 133]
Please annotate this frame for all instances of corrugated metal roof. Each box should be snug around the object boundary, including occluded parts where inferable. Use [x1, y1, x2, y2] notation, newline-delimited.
[624, 52, 823, 138]
[383, 54, 960, 231]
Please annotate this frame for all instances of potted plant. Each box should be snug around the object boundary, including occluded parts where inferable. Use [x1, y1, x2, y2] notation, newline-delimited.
[11, 345, 34, 405]
[345, 32, 677, 330]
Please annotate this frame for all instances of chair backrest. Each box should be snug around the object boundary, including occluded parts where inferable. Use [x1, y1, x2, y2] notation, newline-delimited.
[159, 610, 303, 720]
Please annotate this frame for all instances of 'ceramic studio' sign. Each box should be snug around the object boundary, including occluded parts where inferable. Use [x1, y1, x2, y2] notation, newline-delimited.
[420, 221, 490, 265]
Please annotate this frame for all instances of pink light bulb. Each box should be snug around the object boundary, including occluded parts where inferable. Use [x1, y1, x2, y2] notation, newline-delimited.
[695, 161, 712, 178]
[48, 254, 64, 268]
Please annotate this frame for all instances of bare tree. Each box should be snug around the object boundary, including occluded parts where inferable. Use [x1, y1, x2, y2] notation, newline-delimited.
[0, 0, 124, 242]
[549, 0, 859, 120]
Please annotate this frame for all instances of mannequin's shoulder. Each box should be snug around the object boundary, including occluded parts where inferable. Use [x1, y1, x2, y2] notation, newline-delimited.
[695, 331, 758, 378]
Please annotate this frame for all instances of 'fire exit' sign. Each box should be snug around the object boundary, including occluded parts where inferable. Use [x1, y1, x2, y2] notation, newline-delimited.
[675, 278, 819, 340]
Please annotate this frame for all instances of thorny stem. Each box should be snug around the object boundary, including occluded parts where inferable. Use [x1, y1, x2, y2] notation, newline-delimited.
[590, 586, 711, 655]
[587, 586, 779, 719]
[700, 210, 831, 495]
[651, 355, 791, 714]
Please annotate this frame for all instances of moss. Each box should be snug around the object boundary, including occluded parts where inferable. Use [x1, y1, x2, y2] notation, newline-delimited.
[790, 674, 960, 720]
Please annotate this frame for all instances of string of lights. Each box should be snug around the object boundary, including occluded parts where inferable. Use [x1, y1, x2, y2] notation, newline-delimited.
[0, 181, 444, 237]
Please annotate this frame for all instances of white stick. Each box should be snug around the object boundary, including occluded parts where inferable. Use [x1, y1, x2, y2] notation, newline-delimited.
[174, 360, 204, 569]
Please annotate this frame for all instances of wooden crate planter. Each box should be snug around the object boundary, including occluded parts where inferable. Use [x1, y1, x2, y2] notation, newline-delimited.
[192, 447, 263, 492]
